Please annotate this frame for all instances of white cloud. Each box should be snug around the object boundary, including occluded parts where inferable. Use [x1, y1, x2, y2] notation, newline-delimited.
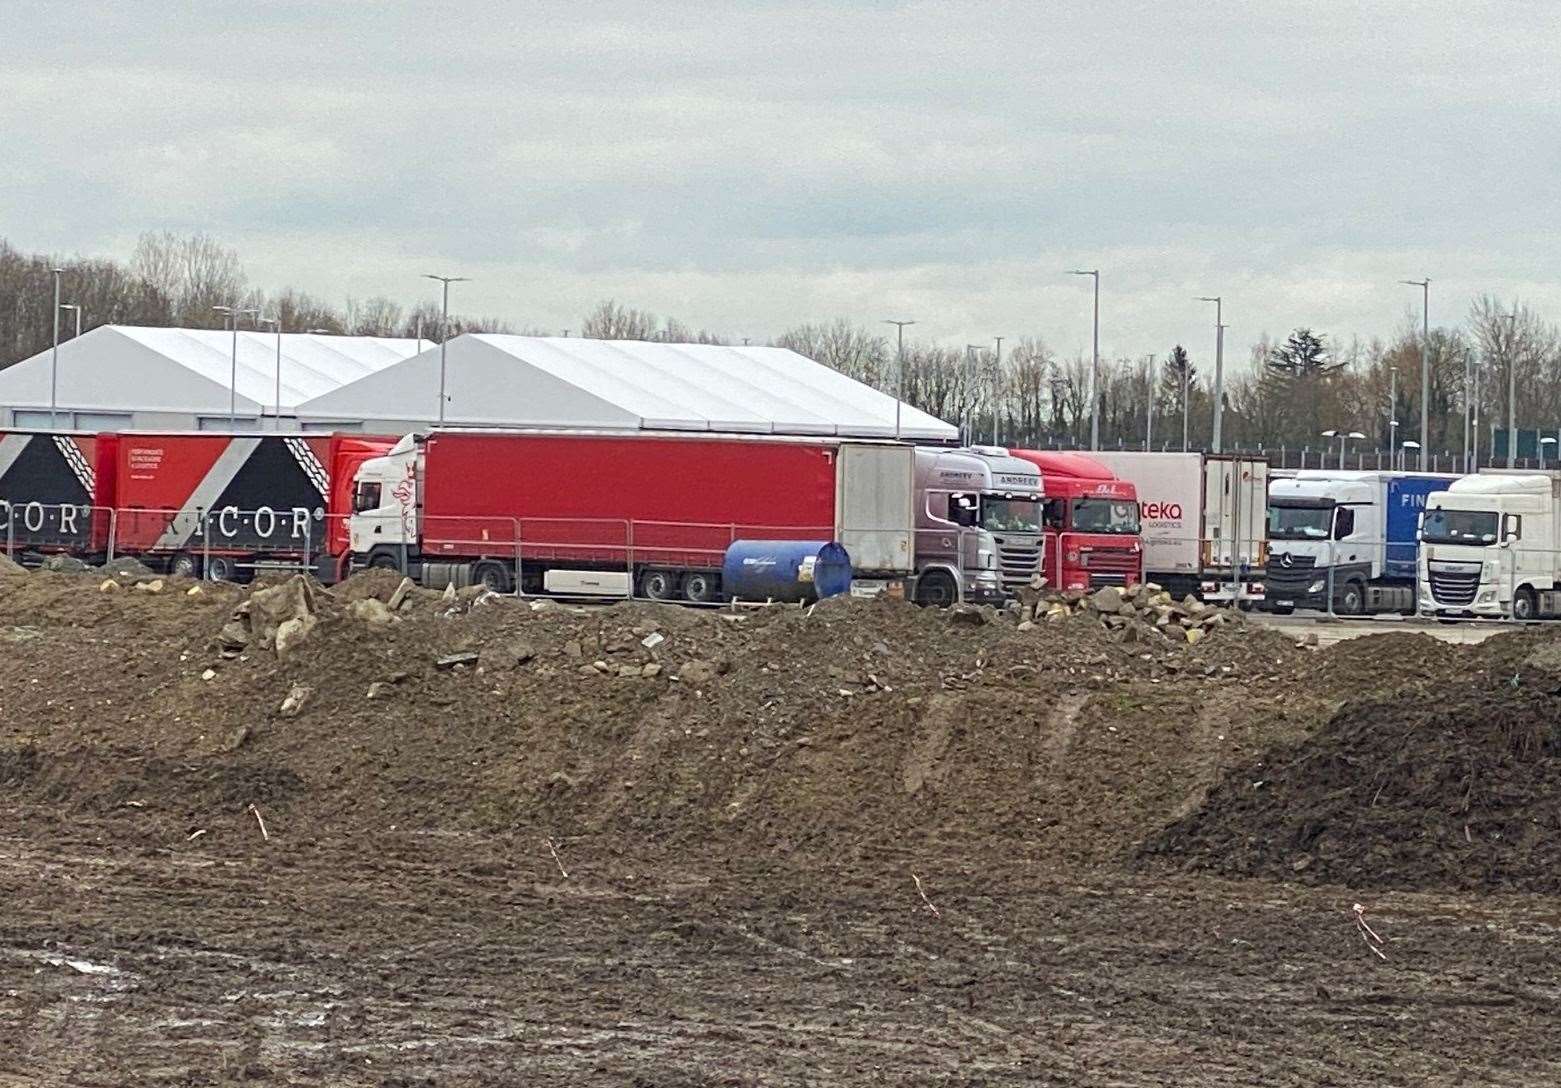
[3, 0, 1558, 354]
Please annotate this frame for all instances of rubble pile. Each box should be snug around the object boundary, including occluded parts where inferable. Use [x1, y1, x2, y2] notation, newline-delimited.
[1018, 581, 1241, 646]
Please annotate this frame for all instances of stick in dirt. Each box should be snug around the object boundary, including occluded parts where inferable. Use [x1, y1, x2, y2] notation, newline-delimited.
[546, 837, 569, 879]
[912, 872, 941, 919]
[1353, 902, 1386, 961]
[247, 804, 270, 842]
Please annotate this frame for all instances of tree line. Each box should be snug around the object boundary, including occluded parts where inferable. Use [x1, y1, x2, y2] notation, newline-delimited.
[3, 233, 1555, 455]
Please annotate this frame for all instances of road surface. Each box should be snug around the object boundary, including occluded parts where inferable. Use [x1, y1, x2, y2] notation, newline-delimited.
[1250, 611, 1515, 647]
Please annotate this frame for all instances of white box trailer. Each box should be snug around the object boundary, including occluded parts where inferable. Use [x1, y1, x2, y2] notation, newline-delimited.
[1089, 452, 1269, 603]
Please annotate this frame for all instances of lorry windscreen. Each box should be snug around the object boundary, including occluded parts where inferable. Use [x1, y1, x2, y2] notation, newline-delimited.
[1071, 498, 1139, 534]
[1268, 504, 1331, 540]
[1421, 508, 1498, 545]
[981, 497, 1041, 533]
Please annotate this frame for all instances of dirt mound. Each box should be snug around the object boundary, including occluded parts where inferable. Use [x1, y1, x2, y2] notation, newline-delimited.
[1148, 644, 1561, 892]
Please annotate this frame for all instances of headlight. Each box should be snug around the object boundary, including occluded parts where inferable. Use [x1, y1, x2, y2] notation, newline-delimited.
[1307, 579, 1325, 594]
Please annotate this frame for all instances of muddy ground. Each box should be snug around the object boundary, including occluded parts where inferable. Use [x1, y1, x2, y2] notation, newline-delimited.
[2, 569, 1559, 1085]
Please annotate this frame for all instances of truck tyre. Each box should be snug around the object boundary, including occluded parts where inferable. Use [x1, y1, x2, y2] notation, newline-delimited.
[204, 555, 237, 583]
[639, 569, 679, 601]
[1513, 586, 1538, 622]
[168, 553, 200, 579]
[1337, 580, 1365, 616]
[681, 571, 719, 604]
[473, 561, 512, 594]
[914, 570, 959, 608]
[368, 551, 401, 573]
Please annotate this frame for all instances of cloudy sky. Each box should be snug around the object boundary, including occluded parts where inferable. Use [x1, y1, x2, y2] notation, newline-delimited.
[5, 1, 1559, 360]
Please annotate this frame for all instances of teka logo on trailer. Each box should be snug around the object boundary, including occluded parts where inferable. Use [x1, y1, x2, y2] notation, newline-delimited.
[1140, 501, 1184, 522]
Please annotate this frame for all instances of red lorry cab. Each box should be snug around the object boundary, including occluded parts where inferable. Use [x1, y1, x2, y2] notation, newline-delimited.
[1009, 450, 1143, 591]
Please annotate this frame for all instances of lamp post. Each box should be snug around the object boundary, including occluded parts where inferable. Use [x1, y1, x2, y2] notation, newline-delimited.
[59, 303, 83, 341]
[1400, 279, 1430, 469]
[49, 267, 64, 427]
[1197, 296, 1225, 452]
[1504, 311, 1520, 468]
[966, 345, 983, 446]
[424, 273, 469, 425]
[1068, 269, 1100, 450]
[883, 320, 915, 440]
[992, 336, 1004, 446]
[1180, 355, 1190, 452]
[1144, 353, 1156, 452]
[213, 304, 260, 429]
[1321, 429, 1366, 469]
[258, 315, 284, 429]
[1388, 365, 1397, 467]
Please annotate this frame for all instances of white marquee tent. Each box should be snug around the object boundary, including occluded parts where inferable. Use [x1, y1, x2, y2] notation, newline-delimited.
[298, 334, 958, 440]
[0, 326, 422, 431]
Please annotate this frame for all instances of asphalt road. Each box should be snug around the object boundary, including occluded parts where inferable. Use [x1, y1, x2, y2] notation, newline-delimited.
[1250, 610, 1516, 647]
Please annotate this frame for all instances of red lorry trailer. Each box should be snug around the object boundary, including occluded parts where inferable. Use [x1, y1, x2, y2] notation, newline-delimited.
[348, 430, 918, 599]
[0, 430, 116, 556]
[0, 429, 390, 579]
[1009, 450, 1143, 591]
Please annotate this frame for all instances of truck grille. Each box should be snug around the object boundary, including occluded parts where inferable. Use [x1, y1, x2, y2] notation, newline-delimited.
[1429, 563, 1479, 607]
[1266, 554, 1317, 594]
[998, 544, 1040, 590]
[1082, 548, 1138, 587]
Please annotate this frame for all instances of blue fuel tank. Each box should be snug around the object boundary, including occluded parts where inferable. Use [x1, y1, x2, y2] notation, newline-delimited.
[721, 540, 853, 603]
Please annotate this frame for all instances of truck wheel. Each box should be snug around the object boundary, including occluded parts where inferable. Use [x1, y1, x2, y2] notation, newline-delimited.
[639, 569, 679, 601]
[168, 553, 200, 579]
[473, 561, 512, 594]
[914, 570, 959, 608]
[1337, 580, 1365, 616]
[681, 571, 719, 604]
[1268, 604, 1295, 616]
[1513, 587, 1538, 621]
[204, 556, 237, 583]
[368, 551, 401, 573]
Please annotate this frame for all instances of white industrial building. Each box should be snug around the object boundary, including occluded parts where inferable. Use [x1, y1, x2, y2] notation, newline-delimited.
[300, 334, 957, 440]
[0, 325, 423, 431]
[0, 327, 957, 442]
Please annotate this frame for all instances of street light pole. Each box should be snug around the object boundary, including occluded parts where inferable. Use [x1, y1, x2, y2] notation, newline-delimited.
[259, 316, 284, 429]
[1388, 365, 1397, 469]
[992, 336, 1004, 446]
[1505, 311, 1520, 468]
[424, 273, 469, 425]
[1197, 296, 1224, 452]
[1144, 353, 1156, 452]
[966, 345, 983, 446]
[1181, 357, 1190, 452]
[49, 267, 63, 428]
[1068, 270, 1100, 450]
[213, 304, 259, 429]
[1400, 279, 1430, 469]
[883, 320, 915, 440]
[60, 303, 83, 341]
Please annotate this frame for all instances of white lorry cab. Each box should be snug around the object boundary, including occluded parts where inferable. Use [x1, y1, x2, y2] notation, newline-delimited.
[1266, 470, 1456, 615]
[911, 446, 1045, 606]
[1419, 471, 1561, 620]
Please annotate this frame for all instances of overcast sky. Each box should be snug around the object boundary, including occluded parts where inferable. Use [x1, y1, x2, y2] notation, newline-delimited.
[5, 1, 1559, 362]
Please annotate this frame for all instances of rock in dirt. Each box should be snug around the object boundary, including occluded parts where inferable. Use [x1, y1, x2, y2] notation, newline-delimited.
[348, 598, 395, 626]
[275, 615, 316, 660]
[1091, 586, 1125, 614]
[678, 660, 726, 685]
[947, 605, 992, 626]
[99, 579, 120, 593]
[98, 555, 154, 580]
[435, 651, 480, 670]
[366, 681, 396, 700]
[132, 579, 165, 594]
[388, 577, 417, 611]
[479, 640, 535, 671]
[230, 575, 320, 652]
[41, 554, 88, 574]
[278, 683, 313, 718]
[0, 554, 26, 578]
